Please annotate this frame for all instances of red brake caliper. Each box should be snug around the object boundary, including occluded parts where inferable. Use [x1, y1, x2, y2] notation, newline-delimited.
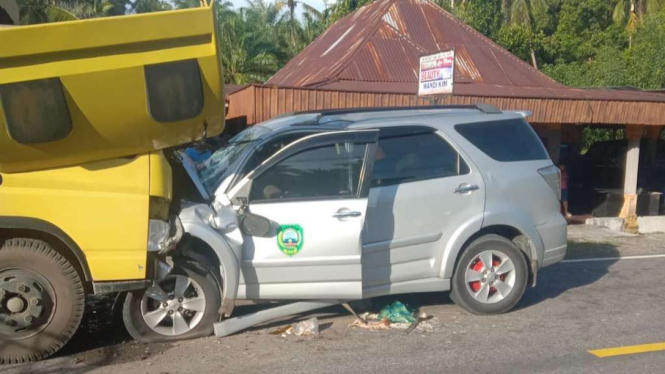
[469, 259, 484, 292]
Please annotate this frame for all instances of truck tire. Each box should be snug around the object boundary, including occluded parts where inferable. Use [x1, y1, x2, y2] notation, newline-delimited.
[0, 238, 85, 364]
[451, 234, 528, 315]
[122, 261, 220, 343]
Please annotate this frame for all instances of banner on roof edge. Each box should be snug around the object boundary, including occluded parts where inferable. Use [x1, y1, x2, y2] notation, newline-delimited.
[418, 50, 455, 96]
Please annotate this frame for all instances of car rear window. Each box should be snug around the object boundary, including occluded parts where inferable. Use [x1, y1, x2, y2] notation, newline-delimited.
[455, 119, 549, 162]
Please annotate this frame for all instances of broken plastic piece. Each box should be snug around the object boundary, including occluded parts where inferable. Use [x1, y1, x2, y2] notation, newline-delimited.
[348, 318, 391, 330]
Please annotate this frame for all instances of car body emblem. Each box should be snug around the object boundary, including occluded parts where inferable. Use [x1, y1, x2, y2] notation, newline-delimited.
[277, 224, 304, 256]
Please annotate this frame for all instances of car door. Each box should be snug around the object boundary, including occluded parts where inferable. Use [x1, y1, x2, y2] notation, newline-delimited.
[362, 126, 485, 291]
[230, 130, 379, 300]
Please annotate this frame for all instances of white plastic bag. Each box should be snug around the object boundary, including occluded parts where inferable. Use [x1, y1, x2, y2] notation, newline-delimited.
[293, 317, 319, 336]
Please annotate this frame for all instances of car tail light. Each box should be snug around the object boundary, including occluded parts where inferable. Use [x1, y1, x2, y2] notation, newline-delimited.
[538, 165, 561, 201]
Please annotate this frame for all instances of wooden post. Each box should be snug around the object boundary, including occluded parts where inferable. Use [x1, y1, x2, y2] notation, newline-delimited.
[620, 125, 644, 232]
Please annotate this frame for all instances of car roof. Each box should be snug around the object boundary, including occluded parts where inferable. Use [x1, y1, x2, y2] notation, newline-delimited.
[259, 105, 529, 133]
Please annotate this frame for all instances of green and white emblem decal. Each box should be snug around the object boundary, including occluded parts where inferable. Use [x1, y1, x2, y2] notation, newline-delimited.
[277, 224, 304, 256]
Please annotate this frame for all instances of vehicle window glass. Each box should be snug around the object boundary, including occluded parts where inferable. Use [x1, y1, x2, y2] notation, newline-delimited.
[250, 142, 366, 202]
[0, 78, 72, 144]
[198, 125, 272, 194]
[145, 59, 204, 122]
[371, 132, 468, 188]
[237, 132, 314, 183]
[455, 119, 549, 162]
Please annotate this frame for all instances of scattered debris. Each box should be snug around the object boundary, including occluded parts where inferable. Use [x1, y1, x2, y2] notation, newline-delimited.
[348, 318, 391, 330]
[378, 301, 416, 323]
[293, 317, 319, 336]
[270, 325, 294, 336]
[403, 312, 429, 334]
[269, 317, 320, 337]
[342, 303, 367, 324]
[347, 300, 436, 333]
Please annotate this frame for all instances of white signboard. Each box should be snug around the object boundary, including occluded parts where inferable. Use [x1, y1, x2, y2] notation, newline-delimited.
[418, 50, 455, 96]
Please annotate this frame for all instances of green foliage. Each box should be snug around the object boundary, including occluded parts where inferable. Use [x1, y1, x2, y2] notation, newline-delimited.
[11, 0, 665, 90]
[542, 8, 665, 90]
[457, 0, 503, 38]
[496, 25, 544, 62]
[624, 9, 665, 88]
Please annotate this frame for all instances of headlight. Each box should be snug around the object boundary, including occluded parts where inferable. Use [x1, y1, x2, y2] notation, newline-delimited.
[148, 217, 183, 253]
[148, 219, 171, 252]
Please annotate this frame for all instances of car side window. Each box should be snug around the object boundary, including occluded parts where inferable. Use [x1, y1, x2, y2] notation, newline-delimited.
[371, 131, 469, 188]
[250, 142, 366, 202]
[237, 132, 315, 183]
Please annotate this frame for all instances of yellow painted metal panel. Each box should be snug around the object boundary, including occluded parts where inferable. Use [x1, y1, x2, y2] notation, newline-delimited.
[149, 152, 173, 201]
[0, 155, 152, 281]
[0, 5, 224, 173]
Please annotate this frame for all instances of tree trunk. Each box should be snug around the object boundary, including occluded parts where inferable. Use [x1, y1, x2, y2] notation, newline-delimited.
[530, 50, 538, 70]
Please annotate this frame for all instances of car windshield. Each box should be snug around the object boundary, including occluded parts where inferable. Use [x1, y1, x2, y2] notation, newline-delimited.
[198, 125, 272, 194]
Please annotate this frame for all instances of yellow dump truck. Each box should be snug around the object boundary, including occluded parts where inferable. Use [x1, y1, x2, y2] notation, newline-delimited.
[0, 3, 224, 363]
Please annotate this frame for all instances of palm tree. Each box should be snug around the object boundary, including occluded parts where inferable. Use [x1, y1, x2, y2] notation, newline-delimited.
[327, 0, 372, 23]
[503, 0, 547, 30]
[130, 0, 171, 13]
[498, 0, 547, 68]
[63, 0, 116, 18]
[613, 0, 664, 47]
[173, 0, 209, 8]
[219, 11, 279, 83]
[17, 0, 79, 24]
[275, 0, 322, 49]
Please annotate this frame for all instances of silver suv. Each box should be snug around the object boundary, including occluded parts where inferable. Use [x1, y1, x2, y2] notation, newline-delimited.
[126, 105, 567, 341]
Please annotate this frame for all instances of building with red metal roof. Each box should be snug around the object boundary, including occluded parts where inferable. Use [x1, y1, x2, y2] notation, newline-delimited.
[226, 0, 665, 224]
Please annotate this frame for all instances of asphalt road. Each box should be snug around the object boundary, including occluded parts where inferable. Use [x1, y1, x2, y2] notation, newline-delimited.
[6, 229, 665, 374]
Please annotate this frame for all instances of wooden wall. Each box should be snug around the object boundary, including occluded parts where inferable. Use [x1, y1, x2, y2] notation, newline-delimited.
[226, 85, 665, 127]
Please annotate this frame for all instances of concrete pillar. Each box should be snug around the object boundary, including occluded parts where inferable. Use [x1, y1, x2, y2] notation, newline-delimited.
[620, 126, 644, 231]
[645, 126, 662, 166]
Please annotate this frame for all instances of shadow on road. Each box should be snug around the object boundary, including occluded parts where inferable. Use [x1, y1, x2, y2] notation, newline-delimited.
[7, 294, 175, 374]
[516, 241, 620, 311]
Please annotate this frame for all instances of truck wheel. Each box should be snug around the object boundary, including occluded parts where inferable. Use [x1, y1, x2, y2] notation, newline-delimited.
[451, 235, 528, 315]
[122, 262, 221, 343]
[0, 238, 85, 364]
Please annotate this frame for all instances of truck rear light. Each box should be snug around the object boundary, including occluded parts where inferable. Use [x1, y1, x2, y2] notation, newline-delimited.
[538, 165, 561, 201]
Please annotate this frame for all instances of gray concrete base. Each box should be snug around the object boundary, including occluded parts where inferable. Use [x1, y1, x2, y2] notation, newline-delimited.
[585, 217, 626, 233]
[637, 216, 665, 234]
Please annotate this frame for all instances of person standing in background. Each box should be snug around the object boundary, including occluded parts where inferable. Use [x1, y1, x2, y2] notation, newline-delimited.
[560, 164, 572, 220]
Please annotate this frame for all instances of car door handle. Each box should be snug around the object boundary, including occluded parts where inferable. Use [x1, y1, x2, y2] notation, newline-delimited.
[454, 184, 479, 194]
[332, 211, 362, 218]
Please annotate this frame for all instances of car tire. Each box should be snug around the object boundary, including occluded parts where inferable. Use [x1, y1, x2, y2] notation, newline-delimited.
[122, 261, 221, 343]
[451, 234, 528, 315]
[0, 238, 85, 364]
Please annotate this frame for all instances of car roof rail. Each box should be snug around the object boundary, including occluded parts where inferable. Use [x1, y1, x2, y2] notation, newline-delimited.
[279, 104, 502, 119]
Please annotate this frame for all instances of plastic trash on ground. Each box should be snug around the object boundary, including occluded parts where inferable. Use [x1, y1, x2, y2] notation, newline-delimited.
[269, 317, 320, 337]
[294, 317, 320, 336]
[377, 301, 416, 323]
[348, 318, 391, 330]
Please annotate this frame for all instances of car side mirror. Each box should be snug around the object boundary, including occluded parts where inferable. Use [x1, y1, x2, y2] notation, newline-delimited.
[240, 213, 272, 237]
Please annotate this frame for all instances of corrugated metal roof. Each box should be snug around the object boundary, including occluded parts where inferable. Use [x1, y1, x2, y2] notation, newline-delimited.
[267, 0, 665, 103]
[268, 0, 563, 89]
